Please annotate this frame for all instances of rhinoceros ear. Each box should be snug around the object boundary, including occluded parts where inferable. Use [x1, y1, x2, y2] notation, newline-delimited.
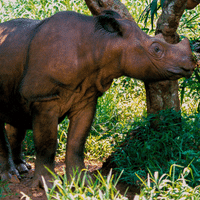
[95, 11, 129, 37]
[101, 10, 122, 19]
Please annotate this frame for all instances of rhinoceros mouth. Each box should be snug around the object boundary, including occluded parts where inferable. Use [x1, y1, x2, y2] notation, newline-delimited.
[167, 67, 193, 79]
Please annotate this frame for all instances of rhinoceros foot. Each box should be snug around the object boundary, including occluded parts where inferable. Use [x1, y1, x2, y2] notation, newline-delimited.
[0, 156, 21, 182]
[31, 173, 54, 189]
[15, 161, 31, 174]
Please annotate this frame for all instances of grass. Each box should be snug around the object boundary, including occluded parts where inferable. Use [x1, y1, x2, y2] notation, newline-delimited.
[42, 168, 128, 200]
[0, 181, 10, 199]
[0, 0, 200, 199]
[135, 164, 200, 199]
[0, 0, 90, 22]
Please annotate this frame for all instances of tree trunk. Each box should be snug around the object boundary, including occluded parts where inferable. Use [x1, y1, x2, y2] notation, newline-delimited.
[85, 0, 134, 21]
[85, 0, 188, 127]
[145, 0, 188, 127]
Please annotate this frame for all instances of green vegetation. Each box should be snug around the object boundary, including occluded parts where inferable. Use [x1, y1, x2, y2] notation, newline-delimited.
[42, 168, 128, 200]
[112, 110, 200, 185]
[0, 0, 200, 199]
[136, 164, 200, 199]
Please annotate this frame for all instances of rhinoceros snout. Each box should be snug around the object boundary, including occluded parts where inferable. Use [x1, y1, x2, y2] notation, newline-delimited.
[178, 62, 195, 78]
[167, 66, 194, 79]
[182, 54, 196, 75]
[180, 66, 194, 78]
[166, 54, 195, 79]
[171, 39, 197, 78]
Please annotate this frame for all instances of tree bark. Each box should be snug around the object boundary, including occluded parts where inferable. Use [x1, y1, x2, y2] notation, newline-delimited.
[145, 0, 188, 127]
[85, 0, 189, 127]
[186, 0, 200, 9]
[85, 0, 134, 21]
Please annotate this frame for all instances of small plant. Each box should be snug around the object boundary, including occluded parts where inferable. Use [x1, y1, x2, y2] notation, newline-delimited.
[135, 164, 200, 199]
[42, 167, 128, 200]
[0, 180, 11, 199]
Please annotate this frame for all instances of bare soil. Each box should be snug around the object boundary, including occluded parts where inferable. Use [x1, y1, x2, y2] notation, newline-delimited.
[1, 158, 140, 200]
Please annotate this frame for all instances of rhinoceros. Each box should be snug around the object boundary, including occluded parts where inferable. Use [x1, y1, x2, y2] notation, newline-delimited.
[0, 10, 195, 187]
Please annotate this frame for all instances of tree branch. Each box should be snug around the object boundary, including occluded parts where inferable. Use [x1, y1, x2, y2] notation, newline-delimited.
[155, 0, 188, 43]
[85, 0, 134, 21]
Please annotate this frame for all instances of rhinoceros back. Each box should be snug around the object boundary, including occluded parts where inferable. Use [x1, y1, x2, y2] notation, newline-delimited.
[0, 18, 41, 86]
[0, 18, 42, 124]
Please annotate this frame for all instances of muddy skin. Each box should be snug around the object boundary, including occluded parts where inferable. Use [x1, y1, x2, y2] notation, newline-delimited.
[186, 0, 200, 9]
[0, 10, 196, 188]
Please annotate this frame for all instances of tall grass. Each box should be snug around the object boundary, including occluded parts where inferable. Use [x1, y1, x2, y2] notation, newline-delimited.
[135, 164, 200, 199]
[42, 168, 128, 200]
[0, 0, 90, 22]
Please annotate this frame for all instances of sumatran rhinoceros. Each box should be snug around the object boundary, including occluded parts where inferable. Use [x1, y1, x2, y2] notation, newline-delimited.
[0, 10, 195, 187]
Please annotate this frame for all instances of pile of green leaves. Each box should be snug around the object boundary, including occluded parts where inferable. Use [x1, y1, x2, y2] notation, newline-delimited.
[111, 109, 200, 187]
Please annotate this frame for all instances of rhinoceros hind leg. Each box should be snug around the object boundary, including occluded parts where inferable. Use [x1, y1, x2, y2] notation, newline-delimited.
[5, 124, 31, 174]
[0, 122, 21, 181]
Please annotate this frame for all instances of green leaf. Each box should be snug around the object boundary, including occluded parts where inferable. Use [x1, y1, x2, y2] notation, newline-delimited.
[194, 68, 200, 83]
[150, 0, 158, 29]
[161, 0, 166, 8]
[180, 84, 185, 105]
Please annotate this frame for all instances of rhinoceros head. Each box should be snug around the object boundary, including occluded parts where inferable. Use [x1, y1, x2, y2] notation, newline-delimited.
[140, 34, 195, 81]
[121, 28, 196, 82]
[95, 10, 196, 82]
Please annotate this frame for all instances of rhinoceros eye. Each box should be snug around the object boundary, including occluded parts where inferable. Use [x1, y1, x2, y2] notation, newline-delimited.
[154, 46, 160, 52]
[149, 42, 164, 58]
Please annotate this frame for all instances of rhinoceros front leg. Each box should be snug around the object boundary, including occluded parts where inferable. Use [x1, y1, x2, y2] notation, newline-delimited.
[66, 101, 96, 180]
[0, 121, 20, 181]
[31, 101, 59, 188]
[5, 124, 31, 174]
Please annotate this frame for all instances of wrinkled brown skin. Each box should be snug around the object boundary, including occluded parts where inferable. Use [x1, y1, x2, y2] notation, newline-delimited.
[0, 11, 195, 188]
[186, 0, 200, 9]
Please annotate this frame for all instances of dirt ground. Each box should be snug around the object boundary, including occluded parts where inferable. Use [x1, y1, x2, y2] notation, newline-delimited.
[1, 158, 140, 200]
